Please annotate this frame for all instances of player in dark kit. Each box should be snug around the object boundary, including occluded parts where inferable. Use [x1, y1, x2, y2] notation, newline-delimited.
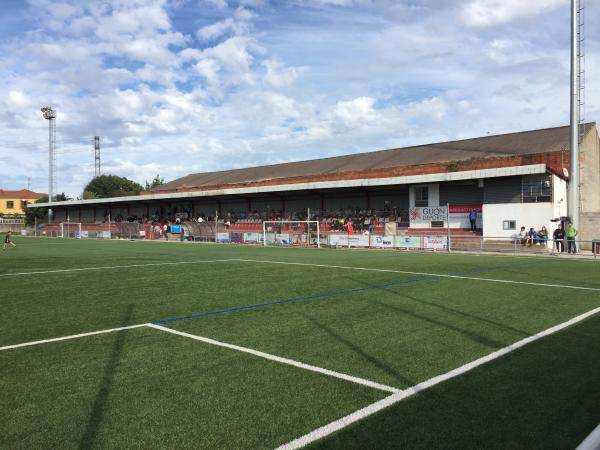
[3, 230, 16, 250]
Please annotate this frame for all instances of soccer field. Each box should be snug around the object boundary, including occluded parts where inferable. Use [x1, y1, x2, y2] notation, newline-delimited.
[1, 238, 599, 449]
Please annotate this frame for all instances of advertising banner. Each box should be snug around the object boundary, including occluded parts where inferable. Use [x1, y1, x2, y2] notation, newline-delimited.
[371, 235, 395, 248]
[216, 232, 230, 243]
[448, 204, 482, 228]
[170, 224, 181, 234]
[424, 236, 448, 250]
[394, 236, 421, 249]
[409, 206, 448, 228]
[230, 232, 243, 243]
[328, 234, 370, 247]
[275, 233, 291, 244]
[243, 232, 262, 244]
[80, 230, 89, 238]
[99, 230, 111, 239]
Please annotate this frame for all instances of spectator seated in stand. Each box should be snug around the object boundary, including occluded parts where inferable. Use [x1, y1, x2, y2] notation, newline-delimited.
[526, 227, 536, 246]
[517, 226, 527, 245]
[536, 226, 548, 245]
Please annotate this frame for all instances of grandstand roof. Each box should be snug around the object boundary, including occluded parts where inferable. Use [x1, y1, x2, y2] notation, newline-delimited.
[148, 123, 595, 194]
[0, 189, 46, 199]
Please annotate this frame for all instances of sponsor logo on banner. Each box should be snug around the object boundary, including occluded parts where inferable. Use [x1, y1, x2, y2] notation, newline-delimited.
[372, 235, 394, 248]
[230, 232, 243, 243]
[328, 234, 370, 247]
[395, 236, 421, 249]
[216, 232, 230, 243]
[409, 206, 447, 227]
[448, 204, 482, 228]
[424, 236, 448, 250]
[243, 232, 261, 244]
[275, 233, 291, 244]
[80, 230, 89, 238]
[449, 204, 482, 214]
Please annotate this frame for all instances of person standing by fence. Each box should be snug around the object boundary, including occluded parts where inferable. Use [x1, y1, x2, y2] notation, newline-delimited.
[553, 224, 565, 253]
[566, 222, 578, 254]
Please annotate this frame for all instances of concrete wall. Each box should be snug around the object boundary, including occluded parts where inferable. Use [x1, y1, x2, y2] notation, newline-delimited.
[483, 203, 554, 239]
[580, 125, 600, 213]
[552, 174, 568, 219]
[580, 212, 600, 249]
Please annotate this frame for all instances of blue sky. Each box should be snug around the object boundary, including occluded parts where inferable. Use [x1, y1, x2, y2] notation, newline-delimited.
[0, 0, 598, 197]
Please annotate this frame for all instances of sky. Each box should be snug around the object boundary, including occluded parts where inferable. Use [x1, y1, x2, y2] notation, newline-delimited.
[0, 0, 598, 198]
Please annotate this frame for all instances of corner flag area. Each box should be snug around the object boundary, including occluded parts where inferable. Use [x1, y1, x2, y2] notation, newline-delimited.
[1, 237, 599, 449]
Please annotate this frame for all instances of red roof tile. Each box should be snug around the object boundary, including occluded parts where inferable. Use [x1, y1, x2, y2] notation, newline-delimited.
[0, 189, 47, 199]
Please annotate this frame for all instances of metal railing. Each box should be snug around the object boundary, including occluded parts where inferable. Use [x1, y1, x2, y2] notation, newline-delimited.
[22, 224, 600, 258]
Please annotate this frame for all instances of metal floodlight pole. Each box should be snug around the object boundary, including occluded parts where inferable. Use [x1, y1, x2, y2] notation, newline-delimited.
[94, 136, 101, 177]
[41, 106, 56, 224]
[568, 0, 580, 229]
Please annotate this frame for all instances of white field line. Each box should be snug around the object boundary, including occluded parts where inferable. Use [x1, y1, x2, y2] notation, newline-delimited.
[0, 324, 148, 351]
[0, 259, 237, 277]
[233, 259, 600, 292]
[576, 424, 600, 450]
[147, 323, 399, 394]
[276, 305, 600, 450]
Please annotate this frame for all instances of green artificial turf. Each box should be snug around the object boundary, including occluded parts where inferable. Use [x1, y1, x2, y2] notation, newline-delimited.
[310, 313, 600, 450]
[1, 237, 599, 449]
[1, 327, 383, 449]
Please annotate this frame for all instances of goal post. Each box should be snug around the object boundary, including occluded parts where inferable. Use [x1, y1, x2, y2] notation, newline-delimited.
[60, 222, 82, 239]
[262, 220, 321, 248]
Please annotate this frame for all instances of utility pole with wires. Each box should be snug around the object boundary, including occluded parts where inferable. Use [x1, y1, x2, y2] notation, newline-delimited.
[94, 136, 101, 177]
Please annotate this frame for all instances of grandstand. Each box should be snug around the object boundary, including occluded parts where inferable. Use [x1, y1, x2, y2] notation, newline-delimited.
[31, 123, 600, 250]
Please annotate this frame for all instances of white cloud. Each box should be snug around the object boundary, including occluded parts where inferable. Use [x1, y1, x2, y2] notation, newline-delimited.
[462, 0, 567, 27]
[262, 58, 306, 88]
[198, 18, 237, 41]
[333, 97, 378, 125]
[0, 0, 597, 197]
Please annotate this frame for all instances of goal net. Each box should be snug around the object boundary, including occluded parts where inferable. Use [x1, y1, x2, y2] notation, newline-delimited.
[262, 221, 321, 248]
[60, 222, 82, 239]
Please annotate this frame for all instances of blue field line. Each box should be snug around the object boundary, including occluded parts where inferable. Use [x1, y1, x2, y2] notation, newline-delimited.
[152, 260, 538, 325]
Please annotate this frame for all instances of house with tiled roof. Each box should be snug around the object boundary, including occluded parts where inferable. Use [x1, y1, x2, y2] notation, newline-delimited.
[0, 189, 47, 216]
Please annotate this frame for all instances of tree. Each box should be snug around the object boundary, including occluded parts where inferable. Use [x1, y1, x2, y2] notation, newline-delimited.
[83, 175, 143, 199]
[24, 193, 70, 225]
[82, 190, 98, 200]
[145, 174, 165, 190]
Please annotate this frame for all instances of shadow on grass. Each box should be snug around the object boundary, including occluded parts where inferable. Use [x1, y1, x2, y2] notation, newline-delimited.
[299, 312, 414, 387]
[369, 294, 507, 350]
[310, 314, 600, 450]
[78, 304, 134, 449]
[389, 291, 530, 337]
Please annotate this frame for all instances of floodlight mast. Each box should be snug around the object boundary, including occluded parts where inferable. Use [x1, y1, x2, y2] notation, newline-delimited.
[41, 106, 56, 223]
[568, 0, 581, 229]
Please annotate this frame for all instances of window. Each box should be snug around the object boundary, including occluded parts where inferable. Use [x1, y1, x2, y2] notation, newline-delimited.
[415, 187, 429, 207]
[21, 200, 28, 209]
[6, 201, 14, 209]
[521, 175, 552, 203]
[502, 220, 516, 230]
